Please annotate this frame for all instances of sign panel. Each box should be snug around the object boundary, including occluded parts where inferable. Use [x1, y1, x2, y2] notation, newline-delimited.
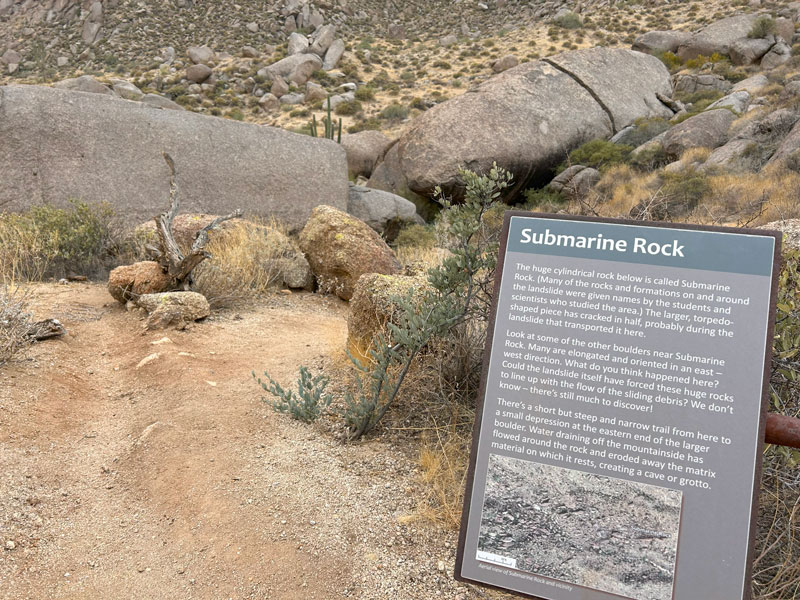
[456, 213, 781, 600]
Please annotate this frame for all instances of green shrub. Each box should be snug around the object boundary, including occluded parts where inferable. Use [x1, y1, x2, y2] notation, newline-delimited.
[748, 15, 776, 39]
[347, 117, 382, 133]
[380, 103, 410, 121]
[432, 60, 452, 69]
[0, 199, 115, 280]
[252, 366, 332, 423]
[228, 108, 245, 121]
[334, 99, 363, 116]
[524, 188, 568, 211]
[628, 144, 670, 171]
[354, 86, 376, 101]
[656, 51, 683, 70]
[394, 224, 436, 249]
[409, 97, 428, 111]
[562, 139, 633, 171]
[553, 11, 583, 29]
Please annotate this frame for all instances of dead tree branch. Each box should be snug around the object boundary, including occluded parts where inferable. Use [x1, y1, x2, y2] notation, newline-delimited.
[153, 152, 242, 290]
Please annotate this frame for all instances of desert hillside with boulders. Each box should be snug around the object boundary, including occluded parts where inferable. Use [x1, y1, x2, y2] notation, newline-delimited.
[2, 1, 800, 599]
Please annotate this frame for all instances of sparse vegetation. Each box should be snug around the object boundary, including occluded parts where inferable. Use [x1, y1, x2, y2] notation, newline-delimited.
[749, 15, 777, 39]
[0, 200, 115, 281]
[253, 366, 332, 423]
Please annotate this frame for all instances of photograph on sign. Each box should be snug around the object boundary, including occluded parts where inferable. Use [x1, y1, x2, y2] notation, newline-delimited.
[477, 455, 682, 600]
[455, 213, 780, 600]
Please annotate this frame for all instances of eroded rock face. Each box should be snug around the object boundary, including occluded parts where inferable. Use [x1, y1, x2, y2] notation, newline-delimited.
[108, 261, 171, 303]
[389, 47, 672, 200]
[0, 85, 348, 231]
[298, 205, 401, 300]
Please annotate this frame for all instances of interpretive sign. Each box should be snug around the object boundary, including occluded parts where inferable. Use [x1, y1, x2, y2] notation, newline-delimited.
[456, 213, 781, 600]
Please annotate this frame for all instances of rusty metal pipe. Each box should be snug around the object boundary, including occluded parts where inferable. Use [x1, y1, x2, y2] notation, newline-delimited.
[765, 413, 800, 449]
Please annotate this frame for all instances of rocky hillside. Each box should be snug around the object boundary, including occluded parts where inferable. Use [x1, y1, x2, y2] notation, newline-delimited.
[0, 0, 760, 136]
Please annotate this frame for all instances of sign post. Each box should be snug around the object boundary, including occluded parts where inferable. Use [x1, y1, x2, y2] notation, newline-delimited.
[456, 213, 781, 600]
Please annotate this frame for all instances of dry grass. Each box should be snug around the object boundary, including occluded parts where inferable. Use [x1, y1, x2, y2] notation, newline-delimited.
[754, 454, 800, 599]
[0, 284, 32, 367]
[0, 216, 59, 284]
[191, 218, 296, 308]
[694, 166, 800, 226]
[417, 427, 472, 529]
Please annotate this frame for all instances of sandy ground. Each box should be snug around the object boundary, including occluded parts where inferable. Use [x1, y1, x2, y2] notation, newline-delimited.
[0, 283, 483, 600]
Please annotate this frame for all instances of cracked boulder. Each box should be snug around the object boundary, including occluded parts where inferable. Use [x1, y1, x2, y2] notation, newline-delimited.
[386, 47, 672, 200]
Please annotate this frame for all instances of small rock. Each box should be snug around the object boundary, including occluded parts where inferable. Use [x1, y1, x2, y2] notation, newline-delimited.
[136, 353, 160, 369]
[186, 64, 212, 83]
[5, 540, 15, 550]
[241, 46, 259, 58]
[246, 22, 259, 33]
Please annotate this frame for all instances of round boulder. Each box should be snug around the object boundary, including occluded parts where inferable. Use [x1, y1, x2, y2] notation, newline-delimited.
[663, 109, 736, 159]
[136, 291, 210, 330]
[298, 205, 401, 300]
[108, 261, 171, 303]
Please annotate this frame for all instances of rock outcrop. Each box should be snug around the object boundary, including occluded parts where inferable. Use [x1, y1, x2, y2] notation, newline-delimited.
[0, 85, 348, 231]
[384, 47, 673, 200]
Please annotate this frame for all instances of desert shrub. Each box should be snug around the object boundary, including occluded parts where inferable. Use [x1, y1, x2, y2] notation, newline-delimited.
[191, 219, 296, 308]
[628, 144, 670, 171]
[394, 224, 437, 249]
[748, 15, 777, 39]
[684, 52, 726, 70]
[626, 117, 671, 148]
[524, 187, 568, 212]
[347, 117, 382, 133]
[380, 103, 410, 121]
[253, 366, 332, 423]
[553, 11, 583, 29]
[752, 247, 800, 599]
[409, 97, 428, 111]
[0, 285, 32, 368]
[0, 200, 115, 281]
[334, 99, 362, 116]
[562, 139, 633, 171]
[338, 165, 511, 439]
[354, 86, 376, 101]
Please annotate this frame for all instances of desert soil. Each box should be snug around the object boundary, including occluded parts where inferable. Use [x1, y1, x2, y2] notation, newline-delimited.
[0, 282, 484, 600]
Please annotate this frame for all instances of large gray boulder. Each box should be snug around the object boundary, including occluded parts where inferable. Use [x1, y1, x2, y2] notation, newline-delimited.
[676, 14, 761, 60]
[632, 30, 692, 54]
[390, 48, 673, 199]
[662, 109, 736, 158]
[52, 75, 114, 95]
[0, 85, 348, 231]
[729, 36, 774, 65]
[341, 130, 393, 178]
[258, 53, 322, 80]
[347, 184, 421, 239]
[674, 73, 732, 95]
[761, 40, 792, 69]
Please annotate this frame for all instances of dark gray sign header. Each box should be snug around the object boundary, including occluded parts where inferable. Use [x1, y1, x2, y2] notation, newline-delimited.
[507, 217, 775, 276]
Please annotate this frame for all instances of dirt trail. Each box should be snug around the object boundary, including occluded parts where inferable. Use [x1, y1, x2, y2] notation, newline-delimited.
[0, 284, 474, 600]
